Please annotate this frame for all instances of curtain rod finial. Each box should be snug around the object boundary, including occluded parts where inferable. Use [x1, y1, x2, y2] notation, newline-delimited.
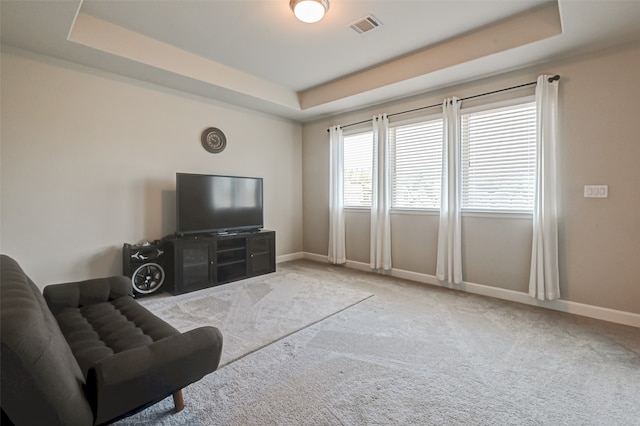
[548, 75, 560, 83]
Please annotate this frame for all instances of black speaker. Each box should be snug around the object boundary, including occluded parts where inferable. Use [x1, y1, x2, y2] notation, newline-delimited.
[122, 241, 167, 297]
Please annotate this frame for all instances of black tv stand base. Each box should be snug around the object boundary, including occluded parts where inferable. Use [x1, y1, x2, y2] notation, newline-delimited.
[162, 230, 275, 295]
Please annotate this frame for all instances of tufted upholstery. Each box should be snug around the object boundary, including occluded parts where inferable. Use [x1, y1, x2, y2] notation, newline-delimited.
[1, 255, 94, 426]
[1, 255, 223, 426]
[44, 278, 180, 378]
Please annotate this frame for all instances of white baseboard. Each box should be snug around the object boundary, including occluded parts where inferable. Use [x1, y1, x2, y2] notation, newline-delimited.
[300, 252, 640, 328]
[276, 252, 304, 264]
[300, 252, 326, 264]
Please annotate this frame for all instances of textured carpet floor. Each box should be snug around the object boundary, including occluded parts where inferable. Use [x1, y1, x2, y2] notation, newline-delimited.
[118, 260, 640, 425]
[139, 268, 373, 366]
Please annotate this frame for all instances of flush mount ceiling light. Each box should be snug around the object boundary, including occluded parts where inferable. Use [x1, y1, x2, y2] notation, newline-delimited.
[290, 0, 330, 24]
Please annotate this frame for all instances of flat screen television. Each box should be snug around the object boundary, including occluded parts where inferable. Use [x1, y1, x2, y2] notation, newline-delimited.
[176, 173, 263, 235]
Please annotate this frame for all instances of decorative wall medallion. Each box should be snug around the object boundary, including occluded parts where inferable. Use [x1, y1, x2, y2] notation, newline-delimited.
[201, 127, 227, 153]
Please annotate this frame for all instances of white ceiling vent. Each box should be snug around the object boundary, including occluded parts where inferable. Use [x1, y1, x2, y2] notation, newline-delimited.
[348, 14, 382, 34]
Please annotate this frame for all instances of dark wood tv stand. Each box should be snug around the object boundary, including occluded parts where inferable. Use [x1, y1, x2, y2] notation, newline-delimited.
[162, 230, 275, 295]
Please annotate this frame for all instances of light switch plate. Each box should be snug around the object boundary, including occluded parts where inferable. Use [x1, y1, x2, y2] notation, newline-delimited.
[584, 185, 608, 198]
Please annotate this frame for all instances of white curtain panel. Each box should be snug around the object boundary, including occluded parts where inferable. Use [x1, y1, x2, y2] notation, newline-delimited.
[529, 75, 560, 300]
[370, 114, 392, 271]
[328, 125, 346, 265]
[436, 98, 463, 284]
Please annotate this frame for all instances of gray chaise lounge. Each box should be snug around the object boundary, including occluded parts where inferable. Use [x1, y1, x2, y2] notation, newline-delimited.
[0, 254, 223, 425]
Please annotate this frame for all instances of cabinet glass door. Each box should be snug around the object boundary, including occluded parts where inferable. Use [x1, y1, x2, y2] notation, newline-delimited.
[180, 243, 211, 288]
[248, 235, 275, 276]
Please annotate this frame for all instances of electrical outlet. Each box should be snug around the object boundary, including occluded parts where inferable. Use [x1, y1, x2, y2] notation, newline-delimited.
[584, 185, 608, 198]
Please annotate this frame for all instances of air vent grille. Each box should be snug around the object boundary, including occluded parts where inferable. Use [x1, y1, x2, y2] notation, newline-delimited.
[349, 14, 382, 34]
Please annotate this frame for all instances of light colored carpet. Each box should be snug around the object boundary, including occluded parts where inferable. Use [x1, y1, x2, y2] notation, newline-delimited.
[139, 269, 373, 366]
[118, 260, 640, 425]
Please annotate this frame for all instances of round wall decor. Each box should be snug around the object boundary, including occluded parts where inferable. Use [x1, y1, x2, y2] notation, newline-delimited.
[201, 127, 227, 153]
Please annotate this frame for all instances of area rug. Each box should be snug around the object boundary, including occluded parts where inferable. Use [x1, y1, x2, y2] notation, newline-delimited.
[140, 269, 373, 366]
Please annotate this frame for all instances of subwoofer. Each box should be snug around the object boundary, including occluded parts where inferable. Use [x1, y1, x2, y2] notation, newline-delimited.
[122, 241, 167, 297]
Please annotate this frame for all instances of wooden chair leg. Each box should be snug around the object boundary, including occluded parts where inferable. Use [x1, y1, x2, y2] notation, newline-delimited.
[173, 390, 185, 413]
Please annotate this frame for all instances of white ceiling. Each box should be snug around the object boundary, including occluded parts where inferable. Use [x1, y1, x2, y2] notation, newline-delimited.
[2, 0, 640, 122]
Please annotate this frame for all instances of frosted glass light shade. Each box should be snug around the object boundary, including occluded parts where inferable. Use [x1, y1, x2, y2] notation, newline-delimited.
[290, 0, 329, 23]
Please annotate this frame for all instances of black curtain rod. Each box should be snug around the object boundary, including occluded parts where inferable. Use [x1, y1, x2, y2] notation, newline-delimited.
[327, 75, 560, 132]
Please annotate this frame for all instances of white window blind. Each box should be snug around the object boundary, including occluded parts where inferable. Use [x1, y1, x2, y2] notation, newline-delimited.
[390, 119, 443, 209]
[461, 101, 536, 212]
[343, 131, 373, 207]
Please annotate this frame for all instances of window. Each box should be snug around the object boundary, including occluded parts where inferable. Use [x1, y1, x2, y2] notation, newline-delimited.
[461, 100, 536, 212]
[390, 118, 443, 209]
[343, 131, 373, 207]
[341, 98, 536, 212]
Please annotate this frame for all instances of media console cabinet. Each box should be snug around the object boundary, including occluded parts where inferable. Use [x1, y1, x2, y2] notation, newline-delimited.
[162, 230, 275, 295]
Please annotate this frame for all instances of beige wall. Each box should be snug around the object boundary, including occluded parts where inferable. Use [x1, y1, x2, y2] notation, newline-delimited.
[303, 41, 640, 315]
[2, 41, 638, 316]
[1, 47, 303, 286]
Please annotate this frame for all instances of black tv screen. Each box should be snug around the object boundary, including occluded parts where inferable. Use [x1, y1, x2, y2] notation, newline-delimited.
[176, 173, 263, 235]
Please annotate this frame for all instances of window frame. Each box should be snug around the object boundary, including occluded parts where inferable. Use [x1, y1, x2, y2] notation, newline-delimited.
[342, 126, 373, 210]
[459, 95, 537, 215]
[338, 95, 538, 216]
[389, 113, 444, 213]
